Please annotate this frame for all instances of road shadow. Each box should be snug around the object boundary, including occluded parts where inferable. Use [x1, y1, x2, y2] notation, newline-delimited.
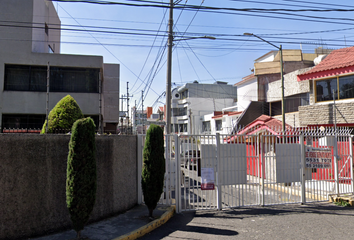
[195, 202, 354, 220]
[140, 210, 238, 239]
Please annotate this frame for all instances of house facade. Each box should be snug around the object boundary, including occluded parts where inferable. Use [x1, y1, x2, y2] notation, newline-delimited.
[233, 48, 330, 129]
[171, 81, 237, 134]
[298, 46, 354, 127]
[0, 0, 120, 132]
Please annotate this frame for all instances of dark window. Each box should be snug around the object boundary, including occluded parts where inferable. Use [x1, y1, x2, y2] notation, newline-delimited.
[339, 75, 354, 100]
[50, 67, 99, 93]
[202, 121, 211, 133]
[270, 101, 282, 116]
[2, 114, 46, 129]
[172, 107, 187, 117]
[45, 23, 49, 35]
[215, 119, 222, 131]
[181, 90, 188, 99]
[316, 78, 338, 102]
[4, 65, 47, 91]
[285, 93, 309, 113]
[4, 65, 100, 93]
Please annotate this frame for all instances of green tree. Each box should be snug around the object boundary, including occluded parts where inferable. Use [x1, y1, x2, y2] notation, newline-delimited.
[141, 124, 165, 218]
[41, 95, 84, 134]
[66, 117, 97, 239]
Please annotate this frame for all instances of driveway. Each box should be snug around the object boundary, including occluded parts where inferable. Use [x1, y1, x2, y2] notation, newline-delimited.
[140, 202, 354, 240]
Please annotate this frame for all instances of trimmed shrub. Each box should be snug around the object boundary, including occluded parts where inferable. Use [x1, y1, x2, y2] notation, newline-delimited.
[41, 95, 84, 134]
[141, 124, 165, 218]
[66, 117, 97, 238]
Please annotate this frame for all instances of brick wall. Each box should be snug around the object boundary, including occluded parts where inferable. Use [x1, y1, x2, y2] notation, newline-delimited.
[299, 101, 354, 126]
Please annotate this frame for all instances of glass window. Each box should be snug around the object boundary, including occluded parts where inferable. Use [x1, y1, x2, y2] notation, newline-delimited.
[4, 65, 100, 93]
[50, 67, 99, 93]
[270, 101, 281, 116]
[4, 65, 46, 91]
[172, 107, 187, 117]
[202, 121, 211, 133]
[285, 93, 309, 113]
[2, 114, 46, 129]
[179, 124, 184, 133]
[181, 90, 188, 99]
[339, 75, 354, 100]
[316, 78, 338, 102]
[215, 119, 222, 131]
[183, 123, 187, 132]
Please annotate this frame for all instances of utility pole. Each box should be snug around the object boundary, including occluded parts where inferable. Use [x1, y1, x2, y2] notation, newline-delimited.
[135, 100, 137, 134]
[126, 82, 130, 134]
[189, 108, 192, 134]
[165, 0, 173, 135]
[121, 94, 124, 133]
[142, 90, 144, 134]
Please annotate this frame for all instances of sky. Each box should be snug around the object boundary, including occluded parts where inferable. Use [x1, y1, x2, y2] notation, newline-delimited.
[51, 0, 354, 114]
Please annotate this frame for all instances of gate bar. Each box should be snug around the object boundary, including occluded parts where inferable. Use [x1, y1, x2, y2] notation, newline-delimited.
[300, 134, 306, 204]
[350, 137, 354, 193]
[174, 134, 181, 213]
[216, 133, 222, 210]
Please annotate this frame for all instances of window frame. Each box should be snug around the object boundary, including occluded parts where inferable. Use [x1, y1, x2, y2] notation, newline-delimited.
[314, 75, 354, 103]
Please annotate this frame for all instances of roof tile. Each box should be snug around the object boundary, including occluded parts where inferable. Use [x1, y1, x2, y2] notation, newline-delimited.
[300, 46, 354, 76]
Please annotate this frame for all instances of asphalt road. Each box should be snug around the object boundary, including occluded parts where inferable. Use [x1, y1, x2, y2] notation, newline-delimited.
[140, 202, 354, 240]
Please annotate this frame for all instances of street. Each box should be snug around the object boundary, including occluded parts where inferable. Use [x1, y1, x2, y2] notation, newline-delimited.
[140, 202, 354, 240]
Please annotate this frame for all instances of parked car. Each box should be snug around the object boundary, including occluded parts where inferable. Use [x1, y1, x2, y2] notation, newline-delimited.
[181, 150, 201, 176]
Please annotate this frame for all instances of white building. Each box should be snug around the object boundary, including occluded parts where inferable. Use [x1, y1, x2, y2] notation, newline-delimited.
[235, 73, 258, 112]
[171, 81, 237, 134]
[0, 0, 120, 133]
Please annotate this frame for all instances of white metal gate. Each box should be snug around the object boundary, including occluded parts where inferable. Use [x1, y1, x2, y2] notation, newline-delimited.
[137, 128, 354, 213]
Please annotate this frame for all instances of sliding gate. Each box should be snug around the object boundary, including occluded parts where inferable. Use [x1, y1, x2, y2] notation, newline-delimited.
[137, 129, 354, 213]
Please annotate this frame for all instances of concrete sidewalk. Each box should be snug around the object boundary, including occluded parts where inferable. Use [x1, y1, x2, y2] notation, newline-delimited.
[28, 204, 175, 240]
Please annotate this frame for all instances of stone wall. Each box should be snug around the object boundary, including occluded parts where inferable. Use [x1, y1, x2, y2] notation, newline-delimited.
[299, 101, 354, 126]
[273, 112, 300, 127]
[0, 134, 137, 240]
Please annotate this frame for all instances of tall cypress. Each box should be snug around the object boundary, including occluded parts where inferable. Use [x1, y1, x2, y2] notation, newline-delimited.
[141, 124, 166, 218]
[66, 117, 97, 239]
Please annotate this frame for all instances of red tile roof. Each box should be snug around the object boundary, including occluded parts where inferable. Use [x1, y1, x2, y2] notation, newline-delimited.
[298, 46, 354, 80]
[237, 115, 292, 135]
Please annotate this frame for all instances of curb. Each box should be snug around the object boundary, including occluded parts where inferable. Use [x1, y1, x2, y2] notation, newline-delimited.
[114, 205, 176, 240]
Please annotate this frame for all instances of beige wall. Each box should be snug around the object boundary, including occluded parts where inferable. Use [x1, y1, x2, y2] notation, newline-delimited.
[0, 134, 137, 240]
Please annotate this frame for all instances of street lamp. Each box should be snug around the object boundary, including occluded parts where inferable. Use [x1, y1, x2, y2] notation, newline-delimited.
[244, 33, 285, 132]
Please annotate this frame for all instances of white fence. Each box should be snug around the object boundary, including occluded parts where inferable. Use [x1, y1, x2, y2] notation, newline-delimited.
[138, 128, 354, 213]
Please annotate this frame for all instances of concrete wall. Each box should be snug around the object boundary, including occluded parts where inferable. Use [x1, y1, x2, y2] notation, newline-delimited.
[0, 0, 120, 130]
[103, 64, 120, 124]
[32, 0, 61, 53]
[0, 134, 137, 240]
[299, 101, 354, 126]
[0, 0, 34, 54]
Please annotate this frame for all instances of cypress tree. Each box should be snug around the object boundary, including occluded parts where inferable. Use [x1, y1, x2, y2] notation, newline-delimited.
[141, 124, 165, 218]
[41, 95, 84, 134]
[66, 117, 97, 239]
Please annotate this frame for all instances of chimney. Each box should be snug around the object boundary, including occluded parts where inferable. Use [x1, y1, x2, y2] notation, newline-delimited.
[146, 107, 153, 119]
